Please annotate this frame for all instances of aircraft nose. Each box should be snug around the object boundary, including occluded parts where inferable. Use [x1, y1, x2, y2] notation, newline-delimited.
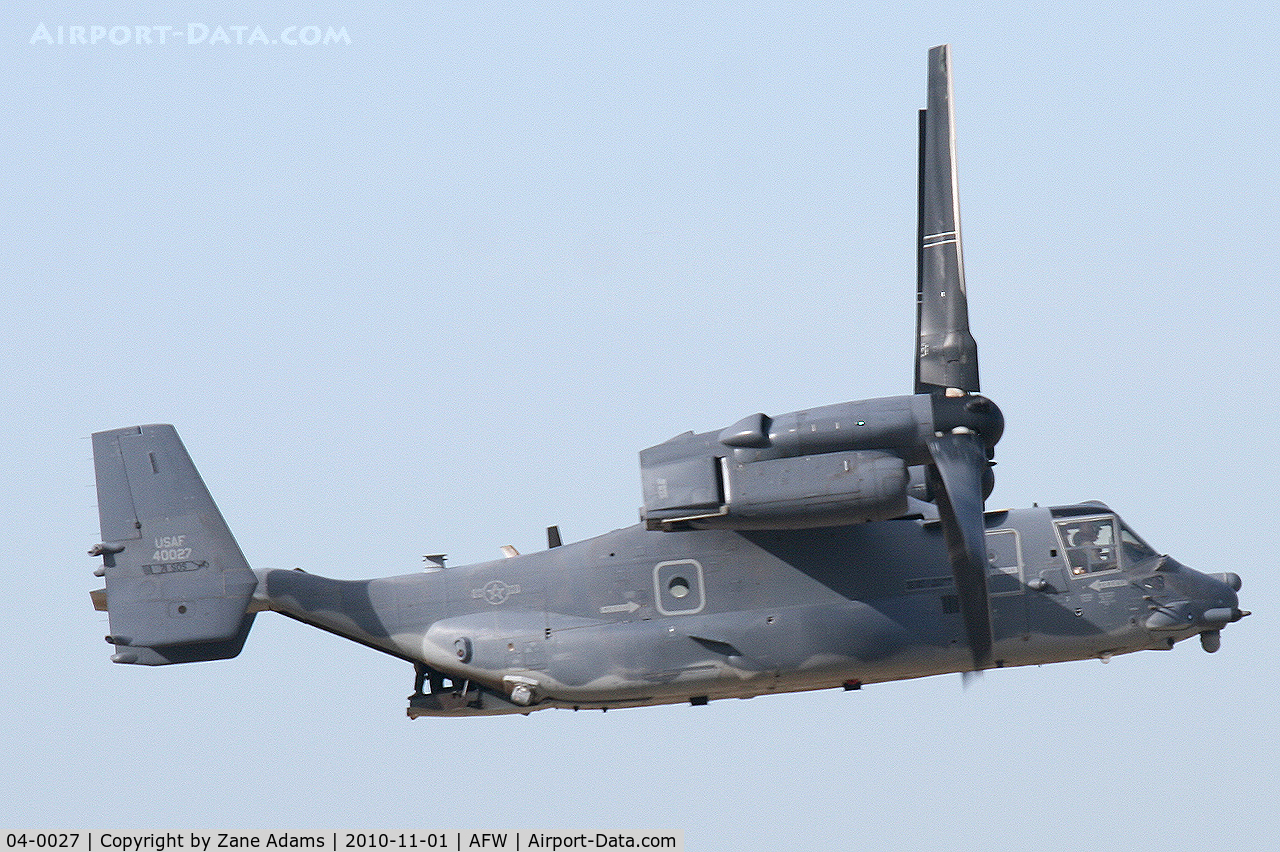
[1142, 564, 1249, 650]
[1201, 574, 1248, 625]
[1196, 573, 1249, 653]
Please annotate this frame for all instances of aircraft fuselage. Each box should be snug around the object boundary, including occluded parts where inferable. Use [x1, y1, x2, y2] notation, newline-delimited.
[254, 502, 1243, 716]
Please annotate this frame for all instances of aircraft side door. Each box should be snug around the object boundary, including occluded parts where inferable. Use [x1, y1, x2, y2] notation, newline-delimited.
[985, 529, 1027, 639]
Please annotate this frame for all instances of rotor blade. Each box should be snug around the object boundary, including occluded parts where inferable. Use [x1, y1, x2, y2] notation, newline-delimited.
[926, 430, 993, 669]
[916, 44, 979, 395]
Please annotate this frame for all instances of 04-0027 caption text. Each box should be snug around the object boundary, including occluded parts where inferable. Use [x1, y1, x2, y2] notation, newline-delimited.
[4, 834, 682, 852]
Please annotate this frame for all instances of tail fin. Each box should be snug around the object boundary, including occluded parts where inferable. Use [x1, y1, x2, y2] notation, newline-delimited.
[90, 425, 257, 665]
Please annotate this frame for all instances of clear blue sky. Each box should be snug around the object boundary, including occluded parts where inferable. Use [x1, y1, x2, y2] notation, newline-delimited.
[4, 2, 1277, 847]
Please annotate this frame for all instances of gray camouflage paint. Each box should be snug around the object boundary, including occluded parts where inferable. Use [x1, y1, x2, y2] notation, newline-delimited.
[88, 422, 1244, 717]
[244, 507, 1243, 716]
[87, 46, 1247, 716]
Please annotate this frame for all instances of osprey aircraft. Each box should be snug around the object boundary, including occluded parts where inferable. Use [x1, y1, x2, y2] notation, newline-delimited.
[89, 46, 1247, 716]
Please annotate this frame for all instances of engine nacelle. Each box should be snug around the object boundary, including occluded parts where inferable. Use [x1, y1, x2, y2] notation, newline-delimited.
[639, 393, 1001, 531]
[641, 447, 907, 530]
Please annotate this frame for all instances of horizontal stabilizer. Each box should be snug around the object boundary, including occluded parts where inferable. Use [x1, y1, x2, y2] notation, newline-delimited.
[91, 425, 257, 665]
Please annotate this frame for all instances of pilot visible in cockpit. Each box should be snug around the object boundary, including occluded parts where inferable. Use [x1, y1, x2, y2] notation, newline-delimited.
[1065, 520, 1102, 547]
[1061, 519, 1117, 574]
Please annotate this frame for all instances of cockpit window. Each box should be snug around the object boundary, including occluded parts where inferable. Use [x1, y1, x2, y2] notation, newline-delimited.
[1119, 521, 1158, 564]
[1055, 516, 1118, 575]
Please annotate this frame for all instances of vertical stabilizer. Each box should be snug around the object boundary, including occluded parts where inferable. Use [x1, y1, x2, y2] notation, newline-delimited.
[91, 425, 257, 665]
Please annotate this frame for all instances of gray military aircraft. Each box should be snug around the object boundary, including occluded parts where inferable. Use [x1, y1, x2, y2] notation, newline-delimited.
[89, 46, 1247, 717]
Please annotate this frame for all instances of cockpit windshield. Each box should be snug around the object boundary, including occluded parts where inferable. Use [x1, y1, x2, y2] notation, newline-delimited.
[1118, 520, 1158, 564]
[1054, 514, 1158, 574]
